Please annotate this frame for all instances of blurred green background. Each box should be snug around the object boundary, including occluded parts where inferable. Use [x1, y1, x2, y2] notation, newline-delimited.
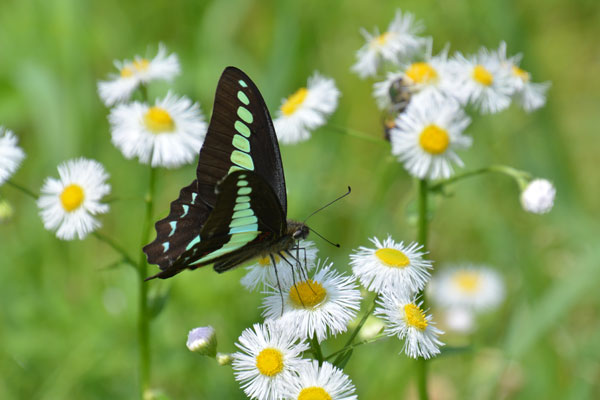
[1, 0, 599, 398]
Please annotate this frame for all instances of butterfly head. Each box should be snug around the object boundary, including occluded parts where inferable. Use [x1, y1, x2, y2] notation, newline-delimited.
[288, 220, 309, 241]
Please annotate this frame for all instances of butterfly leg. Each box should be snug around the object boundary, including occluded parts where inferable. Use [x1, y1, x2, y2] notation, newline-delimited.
[269, 253, 285, 315]
[278, 252, 306, 309]
[283, 249, 316, 296]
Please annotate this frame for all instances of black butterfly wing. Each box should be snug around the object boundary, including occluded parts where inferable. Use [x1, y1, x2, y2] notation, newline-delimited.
[143, 180, 209, 270]
[196, 66, 287, 214]
[144, 67, 287, 273]
[147, 171, 287, 279]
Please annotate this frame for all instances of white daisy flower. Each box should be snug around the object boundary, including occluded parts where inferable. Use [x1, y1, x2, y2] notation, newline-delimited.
[282, 360, 357, 400]
[37, 158, 110, 240]
[496, 41, 550, 112]
[241, 241, 318, 292]
[108, 92, 207, 168]
[443, 307, 475, 334]
[273, 73, 340, 145]
[373, 42, 456, 110]
[375, 291, 444, 359]
[521, 179, 556, 214]
[350, 236, 432, 295]
[0, 127, 26, 187]
[428, 265, 505, 312]
[451, 44, 515, 114]
[390, 96, 472, 180]
[97, 43, 180, 106]
[186, 326, 217, 357]
[232, 321, 309, 400]
[352, 10, 426, 78]
[262, 261, 361, 343]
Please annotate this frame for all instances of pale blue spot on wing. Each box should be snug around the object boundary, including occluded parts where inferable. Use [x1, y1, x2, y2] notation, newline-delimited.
[181, 205, 189, 218]
[238, 80, 248, 88]
[191, 193, 197, 204]
[230, 215, 258, 228]
[237, 187, 252, 195]
[230, 150, 254, 170]
[237, 106, 253, 124]
[232, 134, 250, 152]
[186, 235, 201, 251]
[229, 223, 259, 234]
[237, 91, 250, 105]
[168, 221, 177, 237]
[162, 242, 170, 252]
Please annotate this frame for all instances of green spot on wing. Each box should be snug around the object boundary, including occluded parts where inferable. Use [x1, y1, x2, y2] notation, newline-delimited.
[236, 195, 251, 203]
[238, 80, 248, 87]
[233, 202, 250, 211]
[237, 91, 249, 105]
[229, 215, 258, 228]
[232, 209, 254, 219]
[232, 134, 250, 152]
[230, 150, 254, 170]
[237, 179, 249, 187]
[237, 106, 253, 124]
[237, 187, 252, 195]
[235, 121, 251, 138]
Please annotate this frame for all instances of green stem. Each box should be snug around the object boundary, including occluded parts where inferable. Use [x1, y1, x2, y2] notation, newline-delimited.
[429, 165, 530, 192]
[310, 336, 324, 364]
[332, 293, 379, 366]
[137, 167, 156, 398]
[325, 334, 386, 361]
[328, 124, 387, 145]
[92, 231, 136, 268]
[416, 178, 429, 400]
[6, 180, 38, 199]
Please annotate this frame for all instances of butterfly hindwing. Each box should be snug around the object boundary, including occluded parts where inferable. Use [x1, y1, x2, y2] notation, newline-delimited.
[195, 67, 287, 213]
[165, 171, 287, 276]
[143, 180, 210, 270]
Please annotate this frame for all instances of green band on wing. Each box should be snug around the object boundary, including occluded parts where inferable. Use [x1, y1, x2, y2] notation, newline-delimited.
[232, 209, 254, 219]
[229, 165, 243, 174]
[237, 91, 250, 105]
[233, 202, 250, 211]
[186, 235, 201, 251]
[190, 231, 259, 265]
[230, 215, 258, 228]
[237, 187, 252, 195]
[229, 223, 259, 234]
[235, 121, 251, 138]
[232, 134, 250, 153]
[230, 150, 254, 170]
[237, 106, 254, 124]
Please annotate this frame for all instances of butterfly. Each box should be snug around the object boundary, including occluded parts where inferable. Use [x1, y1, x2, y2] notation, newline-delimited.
[143, 67, 309, 280]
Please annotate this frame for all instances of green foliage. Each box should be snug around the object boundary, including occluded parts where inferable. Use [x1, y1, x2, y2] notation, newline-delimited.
[1, 0, 599, 398]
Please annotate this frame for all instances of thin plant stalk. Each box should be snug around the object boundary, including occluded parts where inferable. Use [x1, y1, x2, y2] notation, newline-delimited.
[416, 178, 429, 400]
[138, 166, 156, 398]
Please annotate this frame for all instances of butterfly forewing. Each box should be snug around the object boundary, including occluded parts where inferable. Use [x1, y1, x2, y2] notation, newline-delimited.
[196, 67, 287, 213]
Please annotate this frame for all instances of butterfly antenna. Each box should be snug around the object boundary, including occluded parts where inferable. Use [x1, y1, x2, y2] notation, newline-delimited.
[303, 186, 351, 224]
[307, 225, 340, 248]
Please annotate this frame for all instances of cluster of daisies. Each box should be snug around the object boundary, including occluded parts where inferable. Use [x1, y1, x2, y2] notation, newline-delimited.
[352, 9, 555, 214]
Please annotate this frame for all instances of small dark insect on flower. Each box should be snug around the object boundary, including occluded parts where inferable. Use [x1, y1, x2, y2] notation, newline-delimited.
[382, 77, 416, 141]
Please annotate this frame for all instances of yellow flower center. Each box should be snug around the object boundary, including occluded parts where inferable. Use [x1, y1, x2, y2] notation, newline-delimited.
[453, 271, 481, 293]
[375, 248, 410, 268]
[405, 62, 438, 84]
[404, 303, 428, 331]
[374, 32, 391, 46]
[289, 279, 327, 309]
[511, 65, 530, 82]
[419, 124, 450, 155]
[144, 107, 175, 133]
[472, 65, 494, 86]
[298, 387, 332, 400]
[59, 184, 85, 212]
[255, 348, 284, 377]
[257, 255, 280, 267]
[281, 88, 308, 116]
[120, 58, 150, 78]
